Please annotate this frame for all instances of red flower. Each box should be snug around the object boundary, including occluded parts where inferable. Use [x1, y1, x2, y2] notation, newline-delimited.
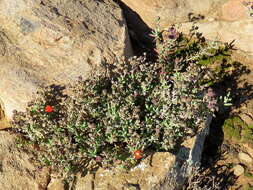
[134, 150, 142, 160]
[45, 105, 53, 113]
[159, 71, 170, 75]
[95, 156, 102, 162]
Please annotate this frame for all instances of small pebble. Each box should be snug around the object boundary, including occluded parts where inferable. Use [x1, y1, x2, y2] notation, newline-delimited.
[238, 152, 253, 164]
[233, 164, 244, 176]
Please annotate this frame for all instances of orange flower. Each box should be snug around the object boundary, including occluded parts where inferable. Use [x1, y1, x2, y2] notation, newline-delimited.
[134, 150, 142, 160]
[45, 105, 53, 113]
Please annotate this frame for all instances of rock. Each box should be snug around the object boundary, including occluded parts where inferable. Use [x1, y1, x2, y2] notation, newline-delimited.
[242, 144, 253, 158]
[119, 0, 225, 29]
[220, 0, 251, 21]
[75, 152, 176, 190]
[47, 178, 65, 190]
[237, 100, 253, 127]
[75, 173, 94, 190]
[239, 113, 253, 126]
[0, 0, 133, 120]
[0, 131, 50, 189]
[0, 99, 10, 129]
[176, 19, 253, 58]
[154, 115, 212, 190]
[120, 0, 253, 59]
[238, 152, 253, 164]
[233, 164, 245, 176]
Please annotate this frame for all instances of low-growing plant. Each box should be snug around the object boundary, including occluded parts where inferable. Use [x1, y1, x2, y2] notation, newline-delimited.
[11, 23, 233, 176]
[222, 117, 253, 146]
[182, 164, 236, 190]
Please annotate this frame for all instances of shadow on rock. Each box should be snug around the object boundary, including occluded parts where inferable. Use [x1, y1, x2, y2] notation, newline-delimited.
[113, 0, 156, 57]
[199, 56, 253, 189]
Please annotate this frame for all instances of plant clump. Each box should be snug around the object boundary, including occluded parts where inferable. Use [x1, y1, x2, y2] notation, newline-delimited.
[222, 117, 253, 146]
[182, 164, 236, 190]
[11, 24, 232, 176]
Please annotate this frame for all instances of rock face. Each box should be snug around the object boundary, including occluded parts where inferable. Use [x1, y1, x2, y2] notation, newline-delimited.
[176, 19, 253, 58]
[0, 100, 9, 129]
[75, 152, 176, 190]
[0, 131, 50, 189]
[120, 0, 253, 59]
[45, 152, 176, 190]
[47, 178, 65, 190]
[238, 152, 253, 164]
[0, 0, 132, 121]
[152, 115, 212, 190]
[220, 0, 252, 21]
[119, 0, 226, 29]
[233, 164, 245, 176]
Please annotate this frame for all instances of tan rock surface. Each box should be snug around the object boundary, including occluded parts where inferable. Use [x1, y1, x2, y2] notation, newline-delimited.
[47, 178, 65, 190]
[0, 0, 132, 119]
[120, 0, 226, 29]
[220, 0, 251, 21]
[239, 113, 253, 126]
[75, 152, 176, 190]
[242, 144, 253, 158]
[0, 131, 50, 190]
[120, 0, 253, 59]
[238, 152, 253, 164]
[233, 164, 245, 176]
[0, 99, 9, 129]
[176, 19, 253, 58]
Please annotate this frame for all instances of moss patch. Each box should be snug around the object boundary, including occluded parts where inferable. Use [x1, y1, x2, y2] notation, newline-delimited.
[244, 185, 253, 190]
[244, 171, 253, 179]
[222, 117, 242, 141]
[222, 117, 253, 146]
[198, 53, 229, 66]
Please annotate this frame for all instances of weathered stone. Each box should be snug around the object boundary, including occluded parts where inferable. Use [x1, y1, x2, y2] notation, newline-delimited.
[220, 0, 251, 21]
[119, 0, 226, 29]
[238, 152, 253, 164]
[0, 131, 50, 189]
[176, 19, 253, 58]
[153, 115, 212, 190]
[75, 173, 94, 190]
[47, 178, 65, 190]
[0, 0, 133, 120]
[233, 164, 245, 176]
[75, 152, 176, 190]
[242, 144, 253, 158]
[0, 99, 9, 129]
[239, 113, 253, 126]
[120, 0, 253, 59]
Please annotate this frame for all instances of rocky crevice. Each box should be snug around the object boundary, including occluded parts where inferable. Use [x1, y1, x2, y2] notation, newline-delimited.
[0, 99, 9, 129]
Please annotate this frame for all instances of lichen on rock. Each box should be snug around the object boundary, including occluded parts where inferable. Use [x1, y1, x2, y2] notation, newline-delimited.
[222, 117, 253, 147]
